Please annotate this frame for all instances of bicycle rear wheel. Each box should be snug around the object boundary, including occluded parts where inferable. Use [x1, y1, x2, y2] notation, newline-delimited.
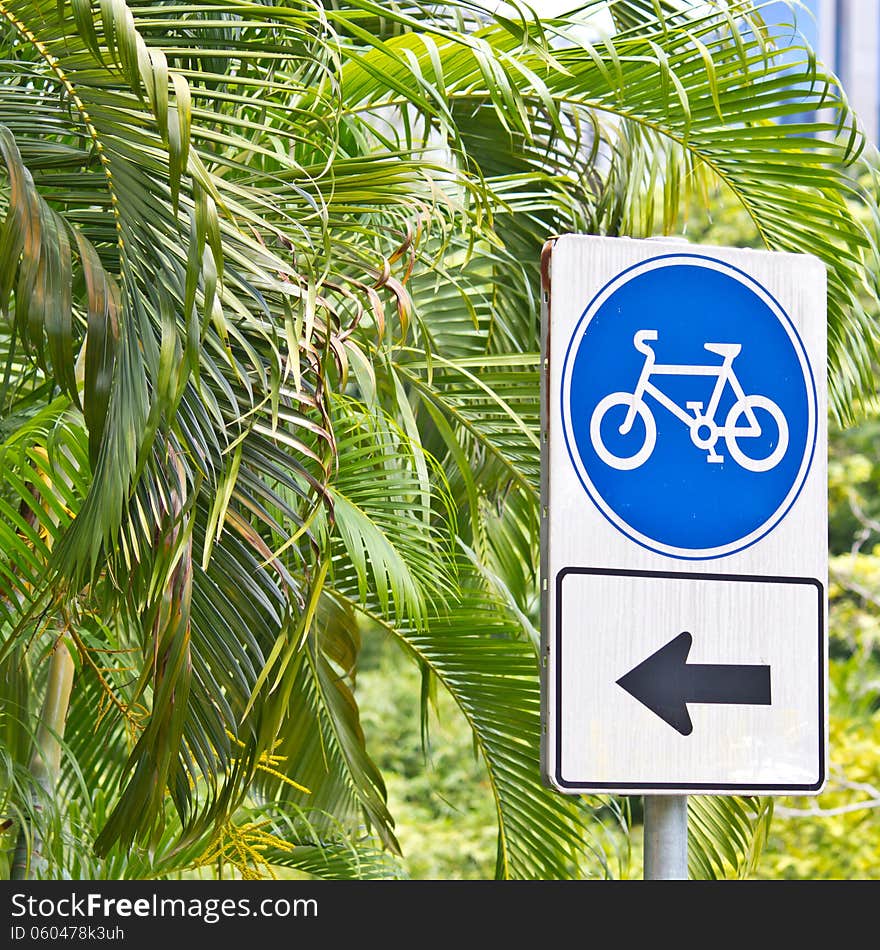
[724, 395, 789, 472]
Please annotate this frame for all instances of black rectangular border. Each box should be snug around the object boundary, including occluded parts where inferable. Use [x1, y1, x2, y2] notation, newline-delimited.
[554, 566, 826, 794]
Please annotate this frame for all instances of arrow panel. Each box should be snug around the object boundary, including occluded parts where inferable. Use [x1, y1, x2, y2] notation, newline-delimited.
[551, 568, 824, 794]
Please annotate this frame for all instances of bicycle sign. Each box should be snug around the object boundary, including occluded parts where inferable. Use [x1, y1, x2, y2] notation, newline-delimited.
[541, 236, 828, 795]
[590, 329, 788, 473]
[560, 252, 817, 559]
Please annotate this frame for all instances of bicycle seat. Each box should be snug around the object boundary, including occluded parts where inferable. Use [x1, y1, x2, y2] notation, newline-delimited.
[703, 342, 741, 358]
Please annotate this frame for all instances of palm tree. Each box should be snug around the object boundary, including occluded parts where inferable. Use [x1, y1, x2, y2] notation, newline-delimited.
[0, 0, 877, 879]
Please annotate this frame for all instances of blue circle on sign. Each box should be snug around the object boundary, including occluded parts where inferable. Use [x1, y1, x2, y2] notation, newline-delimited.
[560, 254, 817, 559]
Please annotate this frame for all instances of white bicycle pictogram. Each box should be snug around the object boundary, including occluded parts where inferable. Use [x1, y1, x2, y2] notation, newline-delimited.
[589, 329, 789, 472]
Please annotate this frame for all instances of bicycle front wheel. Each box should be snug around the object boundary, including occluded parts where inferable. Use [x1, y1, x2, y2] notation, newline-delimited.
[589, 393, 657, 470]
[724, 395, 789, 472]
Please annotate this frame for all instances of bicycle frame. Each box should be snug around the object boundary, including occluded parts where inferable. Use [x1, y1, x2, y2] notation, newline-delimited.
[622, 341, 760, 439]
[589, 330, 789, 473]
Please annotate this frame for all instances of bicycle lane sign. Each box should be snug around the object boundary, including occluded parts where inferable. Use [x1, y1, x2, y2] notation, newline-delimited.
[540, 235, 827, 795]
[560, 253, 817, 559]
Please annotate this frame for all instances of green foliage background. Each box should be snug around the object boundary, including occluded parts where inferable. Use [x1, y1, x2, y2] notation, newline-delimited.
[2, 0, 878, 880]
[356, 634, 498, 879]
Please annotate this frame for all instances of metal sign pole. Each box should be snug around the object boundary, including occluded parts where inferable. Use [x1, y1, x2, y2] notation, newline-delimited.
[643, 795, 688, 879]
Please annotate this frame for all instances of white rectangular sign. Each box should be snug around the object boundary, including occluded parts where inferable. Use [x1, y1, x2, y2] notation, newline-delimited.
[540, 235, 828, 795]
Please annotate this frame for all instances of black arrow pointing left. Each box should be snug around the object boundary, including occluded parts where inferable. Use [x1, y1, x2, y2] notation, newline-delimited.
[616, 631, 771, 736]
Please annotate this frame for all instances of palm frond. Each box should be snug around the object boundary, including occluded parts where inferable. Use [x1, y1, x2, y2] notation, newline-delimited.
[328, 578, 613, 879]
[261, 606, 400, 855]
[689, 795, 775, 879]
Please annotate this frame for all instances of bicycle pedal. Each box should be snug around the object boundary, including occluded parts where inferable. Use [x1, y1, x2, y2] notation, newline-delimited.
[707, 454, 724, 464]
